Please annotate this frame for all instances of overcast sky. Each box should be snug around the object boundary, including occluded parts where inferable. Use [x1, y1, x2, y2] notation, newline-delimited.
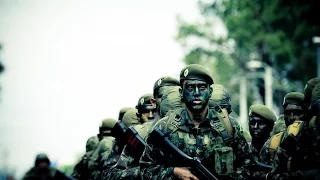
[0, 0, 201, 178]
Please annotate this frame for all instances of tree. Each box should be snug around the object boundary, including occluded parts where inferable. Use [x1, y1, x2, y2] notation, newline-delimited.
[176, 0, 320, 113]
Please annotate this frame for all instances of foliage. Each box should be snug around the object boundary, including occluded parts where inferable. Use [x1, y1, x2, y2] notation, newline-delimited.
[176, 0, 320, 112]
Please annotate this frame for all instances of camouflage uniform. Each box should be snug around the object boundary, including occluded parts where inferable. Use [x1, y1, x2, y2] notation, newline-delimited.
[72, 136, 99, 180]
[88, 118, 117, 180]
[139, 64, 255, 180]
[22, 153, 57, 180]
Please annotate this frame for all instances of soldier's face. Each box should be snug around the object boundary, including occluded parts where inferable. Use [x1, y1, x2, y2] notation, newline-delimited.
[249, 115, 271, 139]
[284, 104, 304, 127]
[38, 161, 49, 169]
[140, 107, 156, 122]
[182, 80, 211, 113]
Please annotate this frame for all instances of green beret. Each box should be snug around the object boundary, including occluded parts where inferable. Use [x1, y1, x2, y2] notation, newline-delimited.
[179, 64, 214, 85]
[311, 83, 320, 105]
[136, 93, 155, 111]
[122, 109, 140, 128]
[160, 86, 183, 118]
[304, 77, 320, 107]
[249, 104, 276, 122]
[153, 76, 180, 95]
[283, 92, 305, 107]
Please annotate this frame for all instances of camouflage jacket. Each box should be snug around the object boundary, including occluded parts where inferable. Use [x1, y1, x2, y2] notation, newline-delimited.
[71, 150, 95, 180]
[88, 136, 114, 180]
[139, 108, 255, 180]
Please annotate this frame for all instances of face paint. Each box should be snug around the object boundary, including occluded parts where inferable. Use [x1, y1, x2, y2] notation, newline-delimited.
[182, 80, 211, 113]
[284, 104, 304, 127]
[248, 116, 271, 140]
[140, 107, 156, 122]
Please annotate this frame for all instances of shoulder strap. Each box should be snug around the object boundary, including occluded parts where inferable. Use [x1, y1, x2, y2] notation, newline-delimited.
[287, 120, 305, 136]
[268, 131, 284, 160]
[210, 109, 232, 142]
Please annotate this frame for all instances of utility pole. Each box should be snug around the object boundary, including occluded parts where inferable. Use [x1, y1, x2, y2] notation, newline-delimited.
[313, 36, 320, 77]
[239, 75, 248, 131]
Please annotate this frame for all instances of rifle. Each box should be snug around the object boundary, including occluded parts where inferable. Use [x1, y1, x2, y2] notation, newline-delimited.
[124, 126, 147, 157]
[147, 129, 219, 180]
[110, 121, 147, 156]
[110, 120, 127, 145]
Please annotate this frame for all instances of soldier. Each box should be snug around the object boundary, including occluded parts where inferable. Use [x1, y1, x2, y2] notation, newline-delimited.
[136, 93, 156, 123]
[23, 153, 57, 180]
[139, 64, 255, 179]
[259, 92, 305, 165]
[88, 118, 117, 180]
[23, 153, 74, 180]
[71, 136, 99, 180]
[247, 104, 276, 160]
[209, 84, 252, 143]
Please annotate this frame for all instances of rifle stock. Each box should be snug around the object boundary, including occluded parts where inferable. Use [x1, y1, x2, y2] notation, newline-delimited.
[148, 129, 218, 180]
[110, 121, 127, 145]
[125, 127, 146, 157]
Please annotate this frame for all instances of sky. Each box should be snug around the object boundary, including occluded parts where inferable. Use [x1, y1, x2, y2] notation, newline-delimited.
[0, 0, 201, 178]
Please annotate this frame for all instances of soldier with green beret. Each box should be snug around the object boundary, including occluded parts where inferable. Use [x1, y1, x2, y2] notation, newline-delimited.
[72, 136, 99, 180]
[88, 118, 117, 180]
[136, 93, 156, 123]
[248, 104, 276, 159]
[209, 84, 252, 142]
[259, 92, 305, 167]
[140, 64, 256, 180]
[118, 107, 134, 121]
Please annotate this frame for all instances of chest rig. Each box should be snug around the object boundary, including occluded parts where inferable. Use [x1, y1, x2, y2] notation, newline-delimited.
[164, 109, 233, 154]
